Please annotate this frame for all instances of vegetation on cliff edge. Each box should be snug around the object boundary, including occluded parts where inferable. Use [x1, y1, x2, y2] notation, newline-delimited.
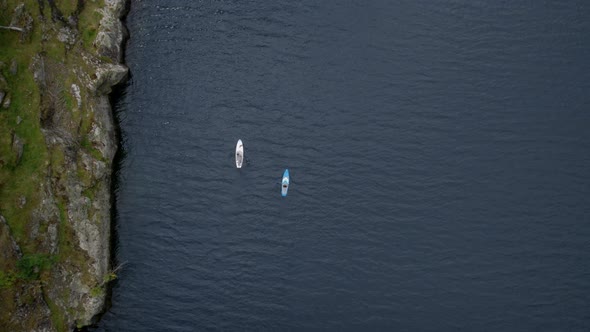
[1, 0, 119, 330]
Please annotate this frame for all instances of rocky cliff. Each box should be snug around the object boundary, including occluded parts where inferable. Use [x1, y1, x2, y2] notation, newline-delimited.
[0, 0, 128, 330]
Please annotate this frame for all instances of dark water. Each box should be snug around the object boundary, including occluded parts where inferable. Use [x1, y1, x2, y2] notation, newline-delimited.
[95, 1, 590, 331]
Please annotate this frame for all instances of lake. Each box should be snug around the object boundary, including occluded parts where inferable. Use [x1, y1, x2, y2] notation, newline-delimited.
[95, 1, 590, 330]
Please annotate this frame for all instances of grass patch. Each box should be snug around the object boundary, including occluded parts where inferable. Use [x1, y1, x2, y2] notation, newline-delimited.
[0, 271, 17, 288]
[56, 198, 75, 263]
[0, 73, 46, 252]
[0, 253, 54, 289]
[79, 111, 94, 136]
[103, 271, 116, 283]
[58, 0, 79, 18]
[81, 27, 97, 49]
[90, 286, 103, 297]
[82, 186, 96, 201]
[0, 0, 47, 253]
[44, 291, 68, 332]
[78, 1, 104, 51]
[82, 141, 104, 161]
[49, 145, 66, 170]
[63, 90, 74, 110]
[16, 253, 55, 280]
[44, 36, 66, 62]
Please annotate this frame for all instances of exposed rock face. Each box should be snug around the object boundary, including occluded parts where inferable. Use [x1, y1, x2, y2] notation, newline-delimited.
[95, 0, 129, 63]
[0, 0, 128, 330]
[91, 63, 129, 95]
[43, 0, 127, 327]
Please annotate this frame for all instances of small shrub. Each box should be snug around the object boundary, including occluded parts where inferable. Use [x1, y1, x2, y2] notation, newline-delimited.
[90, 286, 103, 297]
[16, 254, 54, 281]
[0, 271, 17, 288]
[103, 272, 117, 283]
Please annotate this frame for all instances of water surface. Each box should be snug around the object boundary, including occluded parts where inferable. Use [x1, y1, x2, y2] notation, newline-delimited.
[96, 1, 590, 330]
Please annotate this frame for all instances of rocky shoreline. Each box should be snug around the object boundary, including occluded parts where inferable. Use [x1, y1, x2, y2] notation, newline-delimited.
[0, 0, 128, 330]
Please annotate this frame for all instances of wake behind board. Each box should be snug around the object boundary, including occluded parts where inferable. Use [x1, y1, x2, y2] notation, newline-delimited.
[235, 139, 244, 168]
[281, 169, 289, 197]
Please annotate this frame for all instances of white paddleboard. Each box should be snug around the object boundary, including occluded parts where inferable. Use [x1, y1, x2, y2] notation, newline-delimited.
[235, 139, 244, 168]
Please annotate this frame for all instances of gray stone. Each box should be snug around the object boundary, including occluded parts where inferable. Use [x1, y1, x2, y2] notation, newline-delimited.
[11, 4, 25, 27]
[57, 27, 77, 47]
[71, 83, 82, 108]
[16, 116, 22, 125]
[0, 73, 7, 89]
[18, 196, 26, 208]
[12, 133, 24, 165]
[32, 181, 61, 255]
[0, 214, 23, 259]
[2, 94, 11, 109]
[47, 224, 58, 254]
[32, 55, 46, 91]
[10, 59, 17, 75]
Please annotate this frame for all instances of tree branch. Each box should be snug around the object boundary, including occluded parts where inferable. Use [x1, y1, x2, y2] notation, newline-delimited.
[0, 25, 24, 32]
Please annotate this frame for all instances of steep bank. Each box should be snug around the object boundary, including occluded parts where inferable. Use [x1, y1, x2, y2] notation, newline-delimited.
[0, 0, 128, 330]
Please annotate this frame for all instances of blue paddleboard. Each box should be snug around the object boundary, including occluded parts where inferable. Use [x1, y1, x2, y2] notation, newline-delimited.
[281, 169, 290, 197]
